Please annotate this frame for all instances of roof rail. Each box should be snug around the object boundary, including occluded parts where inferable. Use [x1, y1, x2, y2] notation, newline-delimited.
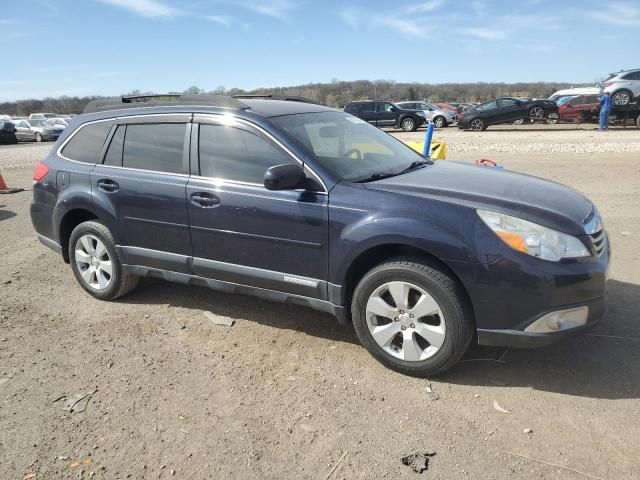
[83, 94, 249, 114]
[231, 94, 319, 105]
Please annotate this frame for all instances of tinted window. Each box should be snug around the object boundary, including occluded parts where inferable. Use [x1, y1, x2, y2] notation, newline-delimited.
[199, 124, 293, 184]
[104, 125, 124, 166]
[500, 99, 519, 107]
[476, 101, 498, 111]
[61, 122, 111, 164]
[361, 103, 376, 113]
[122, 124, 186, 174]
[585, 95, 600, 104]
[379, 103, 395, 112]
[622, 71, 640, 80]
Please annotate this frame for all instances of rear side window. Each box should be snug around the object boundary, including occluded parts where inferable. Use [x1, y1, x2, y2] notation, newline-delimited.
[103, 125, 124, 166]
[361, 103, 376, 113]
[61, 122, 111, 163]
[198, 124, 293, 184]
[122, 124, 187, 174]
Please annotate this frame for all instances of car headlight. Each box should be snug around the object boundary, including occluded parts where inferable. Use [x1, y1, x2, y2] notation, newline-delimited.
[477, 209, 590, 261]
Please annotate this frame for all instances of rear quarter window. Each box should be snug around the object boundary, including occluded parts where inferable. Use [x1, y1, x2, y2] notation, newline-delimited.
[61, 122, 111, 164]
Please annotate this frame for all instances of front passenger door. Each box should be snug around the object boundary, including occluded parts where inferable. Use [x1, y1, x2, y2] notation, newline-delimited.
[186, 116, 329, 300]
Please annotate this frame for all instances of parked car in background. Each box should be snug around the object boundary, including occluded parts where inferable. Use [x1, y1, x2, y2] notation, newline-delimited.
[396, 101, 456, 128]
[601, 68, 640, 106]
[29, 113, 58, 120]
[557, 94, 600, 123]
[45, 117, 71, 128]
[344, 100, 426, 131]
[458, 97, 559, 131]
[0, 116, 18, 144]
[549, 87, 600, 101]
[14, 118, 64, 142]
[434, 102, 457, 112]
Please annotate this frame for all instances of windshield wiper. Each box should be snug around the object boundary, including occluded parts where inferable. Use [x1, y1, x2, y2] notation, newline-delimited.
[354, 172, 398, 183]
[398, 159, 432, 175]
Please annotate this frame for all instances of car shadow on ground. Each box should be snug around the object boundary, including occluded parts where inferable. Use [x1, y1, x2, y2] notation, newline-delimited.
[0, 206, 17, 222]
[120, 278, 639, 399]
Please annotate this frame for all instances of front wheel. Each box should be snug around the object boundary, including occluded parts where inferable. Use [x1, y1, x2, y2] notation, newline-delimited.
[612, 90, 632, 106]
[69, 221, 139, 300]
[351, 259, 474, 377]
[35, 132, 42, 142]
[529, 106, 545, 120]
[401, 117, 417, 132]
[433, 116, 446, 128]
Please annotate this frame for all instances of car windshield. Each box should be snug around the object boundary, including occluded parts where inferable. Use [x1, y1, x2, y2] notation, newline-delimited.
[556, 96, 575, 105]
[270, 112, 427, 183]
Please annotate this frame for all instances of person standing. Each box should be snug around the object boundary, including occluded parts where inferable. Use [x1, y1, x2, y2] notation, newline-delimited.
[599, 92, 612, 131]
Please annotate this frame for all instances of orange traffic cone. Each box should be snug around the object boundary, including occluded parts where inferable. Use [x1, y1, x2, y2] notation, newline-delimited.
[0, 168, 24, 194]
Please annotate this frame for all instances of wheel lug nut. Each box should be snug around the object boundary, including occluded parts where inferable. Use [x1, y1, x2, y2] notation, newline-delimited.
[394, 317, 398, 322]
[401, 326, 406, 331]
[409, 314, 414, 318]
[410, 324, 415, 329]
[399, 310, 404, 314]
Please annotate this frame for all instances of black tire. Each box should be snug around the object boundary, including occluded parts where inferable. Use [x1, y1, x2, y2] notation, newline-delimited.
[636, 113, 640, 129]
[546, 113, 559, 124]
[528, 106, 544, 120]
[401, 117, 417, 132]
[35, 132, 42, 142]
[69, 220, 139, 300]
[612, 90, 632, 106]
[351, 258, 474, 377]
[433, 116, 446, 128]
[470, 118, 486, 131]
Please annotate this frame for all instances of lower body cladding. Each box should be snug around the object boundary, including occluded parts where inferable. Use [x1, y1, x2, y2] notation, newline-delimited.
[451, 240, 610, 348]
[117, 246, 348, 323]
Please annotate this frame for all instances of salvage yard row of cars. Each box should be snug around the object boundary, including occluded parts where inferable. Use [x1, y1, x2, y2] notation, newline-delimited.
[0, 113, 74, 144]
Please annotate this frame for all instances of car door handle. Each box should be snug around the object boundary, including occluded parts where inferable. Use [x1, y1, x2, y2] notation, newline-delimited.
[190, 192, 220, 208]
[97, 179, 119, 193]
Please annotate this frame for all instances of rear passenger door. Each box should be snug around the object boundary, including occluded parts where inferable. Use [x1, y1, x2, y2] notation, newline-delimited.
[376, 102, 397, 127]
[90, 115, 193, 273]
[359, 102, 378, 125]
[186, 115, 329, 300]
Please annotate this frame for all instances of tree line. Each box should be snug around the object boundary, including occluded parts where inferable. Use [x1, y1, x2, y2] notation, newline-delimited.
[0, 80, 590, 115]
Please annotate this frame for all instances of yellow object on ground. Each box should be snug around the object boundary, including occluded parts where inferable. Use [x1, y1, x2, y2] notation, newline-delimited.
[405, 141, 447, 160]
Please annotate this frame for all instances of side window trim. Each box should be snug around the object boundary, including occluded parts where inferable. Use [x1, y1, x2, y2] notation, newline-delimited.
[193, 114, 328, 193]
[99, 124, 118, 164]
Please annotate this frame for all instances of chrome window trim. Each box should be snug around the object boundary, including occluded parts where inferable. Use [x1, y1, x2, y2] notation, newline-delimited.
[195, 113, 329, 194]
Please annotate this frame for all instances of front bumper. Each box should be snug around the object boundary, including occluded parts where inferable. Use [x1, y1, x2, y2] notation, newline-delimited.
[450, 232, 610, 348]
[477, 296, 604, 347]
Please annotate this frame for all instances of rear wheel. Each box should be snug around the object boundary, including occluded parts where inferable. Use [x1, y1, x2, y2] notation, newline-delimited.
[433, 116, 446, 128]
[636, 113, 640, 129]
[351, 258, 474, 377]
[401, 117, 417, 132]
[35, 132, 42, 142]
[470, 118, 485, 131]
[529, 106, 545, 120]
[546, 113, 559, 124]
[612, 90, 632, 106]
[69, 221, 139, 300]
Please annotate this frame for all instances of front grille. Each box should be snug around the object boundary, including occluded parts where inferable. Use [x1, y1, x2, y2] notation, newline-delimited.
[589, 229, 607, 257]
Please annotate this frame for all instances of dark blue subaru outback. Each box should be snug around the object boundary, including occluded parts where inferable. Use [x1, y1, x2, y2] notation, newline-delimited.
[30, 94, 609, 376]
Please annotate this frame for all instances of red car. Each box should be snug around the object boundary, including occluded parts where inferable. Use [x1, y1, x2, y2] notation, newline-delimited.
[557, 94, 600, 122]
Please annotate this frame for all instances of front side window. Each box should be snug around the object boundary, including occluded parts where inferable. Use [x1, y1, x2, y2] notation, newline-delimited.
[499, 99, 519, 107]
[61, 122, 111, 164]
[271, 112, 426, 183]
[476, 100, 497, 111]
[379, 103, 396, 112]
[198, 124, 293, 184]
[122, 123, 186, 174]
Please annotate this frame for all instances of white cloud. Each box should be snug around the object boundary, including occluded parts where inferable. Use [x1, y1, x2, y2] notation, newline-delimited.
[206, 15, 233, 27]
[514, 43, 554, 53]
[402, 0, 445, 15]
[97, 0, 179, 18]
[244, 0, 297, 20]
[462, 27, 507, 39]
[375, 17, 431, 39]
[339, 7, 361, 27]
[586, 2, 640, 27]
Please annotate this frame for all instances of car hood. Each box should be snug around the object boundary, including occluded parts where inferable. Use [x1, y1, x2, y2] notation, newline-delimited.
[365, 160, 594, 235]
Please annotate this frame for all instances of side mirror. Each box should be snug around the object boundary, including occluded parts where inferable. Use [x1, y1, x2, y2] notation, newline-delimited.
[264, 164, 307, 191]
[390, 107, 397, 112]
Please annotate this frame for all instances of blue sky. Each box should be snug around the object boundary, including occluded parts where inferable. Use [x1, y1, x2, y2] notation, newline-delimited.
[1, 0, 638, 101]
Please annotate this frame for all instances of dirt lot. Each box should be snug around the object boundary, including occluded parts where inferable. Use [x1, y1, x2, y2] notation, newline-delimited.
[1, 125, 639, 479]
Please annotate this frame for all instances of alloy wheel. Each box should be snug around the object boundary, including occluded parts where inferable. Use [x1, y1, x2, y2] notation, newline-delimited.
[547, 113, 559, 124]
[470, 119, 484, 131]
[366, 281, 446, 362]
[75, 234, 113, 290]
[613, 91, 630, 105]
[402, 119, 415, 131]
[434, 117, 445, 128]
[529, 106, 544, 120]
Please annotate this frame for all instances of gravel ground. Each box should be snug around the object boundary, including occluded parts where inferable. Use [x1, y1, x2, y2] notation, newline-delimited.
[1, 127, 639, 479]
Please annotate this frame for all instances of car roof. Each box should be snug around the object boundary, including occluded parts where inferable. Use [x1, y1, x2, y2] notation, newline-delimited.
[241, 99, 334, 117]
